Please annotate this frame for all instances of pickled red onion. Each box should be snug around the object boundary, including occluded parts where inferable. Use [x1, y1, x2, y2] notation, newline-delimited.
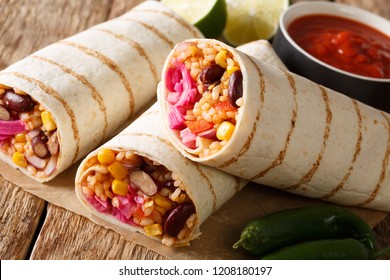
[175, 88, 197, 108]
[114, 196, 136, 219]
[168, 105, 186, 129]
[89, 195, 112, 212]
[198, 128, 217, 140]
[180, 127, 197, 148]
[165, 60, 198, 129]
[0, 120, 26, 138]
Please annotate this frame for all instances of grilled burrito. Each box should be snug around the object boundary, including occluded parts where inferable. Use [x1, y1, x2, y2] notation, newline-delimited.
[0, 1, 202, 182]
[157, 38, 390, 211]
[75, 104, 246, 246]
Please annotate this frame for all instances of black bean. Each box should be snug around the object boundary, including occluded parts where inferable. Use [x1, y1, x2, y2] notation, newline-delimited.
[228, 70, 243, 108]
[141, 164, 158, 174]
[164, 202, 195, 237]
[31, 132, 50, 158]
[200, 64, 225, 84]
[0, 104, 10, 121]
[3, 90, 35, 113]
[164, 180, 175, 189]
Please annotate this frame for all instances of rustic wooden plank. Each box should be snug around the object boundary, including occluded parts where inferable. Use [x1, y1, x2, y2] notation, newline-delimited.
[30, 204, 167, 260]
[0, 177, 46, 259]
[0, 0, 113, 69]
[373, 215, 390, 259]
[109, 0, 145, 19]
[337, 0, 390, 19]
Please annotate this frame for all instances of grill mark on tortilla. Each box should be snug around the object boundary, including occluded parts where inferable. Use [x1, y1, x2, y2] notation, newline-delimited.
[194, 165, 218, 211]
[118, 131, 217, 210]
[119, 132, 175, 148]
[357, 112, 390, 207]
[31, 55, 108, 142]
[217, 55, 264, 169]
[118, 18, 175, 48]
[285, 85, 332, 190]
[3, 71, 80, 163]
[57, 40, 135, 116]
[250, 70, 298, 180]
[321, 99, 363, 199]
[132, 8, 200, 37]
[93, 28, 158, 82]
[234, 176, 244, 193]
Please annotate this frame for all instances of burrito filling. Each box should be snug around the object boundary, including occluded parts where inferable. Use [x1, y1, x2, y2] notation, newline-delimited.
[78, 148, 197, 246]
[0, 87, 59, 178]
[164, 41, 243, 158]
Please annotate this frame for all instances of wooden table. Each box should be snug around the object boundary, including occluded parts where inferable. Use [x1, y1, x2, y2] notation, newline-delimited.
[1, 0, 389, 260]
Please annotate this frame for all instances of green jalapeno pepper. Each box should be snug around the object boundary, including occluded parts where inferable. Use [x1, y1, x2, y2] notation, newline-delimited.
[261, 238, 372, 260]
[233, 205, 378, 256]
[261, 238, 390, 260]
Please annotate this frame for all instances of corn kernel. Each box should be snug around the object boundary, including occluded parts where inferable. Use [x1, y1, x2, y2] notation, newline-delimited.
[154, 192, 173, 209]
[14, 132, 27, 142]
[12, 152, 27, 167]
[144, 223, 163, 236]
[154, 205, 168, 215]
[111, 179, 128, 196]
[215, 50, 228, 68]
[216, 121, 235, 141]
[227, 65, 240, 75]
[176, 193, 187, 204]
[188, 46, 198, 56]
[107, 161, 128, 179]
[41, 111, 57, 131]
[97, 148, 116, 165]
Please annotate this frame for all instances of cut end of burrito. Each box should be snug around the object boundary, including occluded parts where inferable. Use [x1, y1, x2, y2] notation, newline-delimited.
[0, 85, 59, 181]
[76, 147, 199, 247]
[158, 39, 244, 160]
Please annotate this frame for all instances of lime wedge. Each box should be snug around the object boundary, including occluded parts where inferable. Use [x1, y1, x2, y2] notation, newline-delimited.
[223, 0, 289, 46]
[161, 0, 227, 38]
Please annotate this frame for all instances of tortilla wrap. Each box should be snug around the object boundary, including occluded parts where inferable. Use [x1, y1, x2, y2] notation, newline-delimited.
[0, 0, 202, 182]
[75, 103, 246, 246]
[157, 38, 390, 212]
[236, 40, 286, 70]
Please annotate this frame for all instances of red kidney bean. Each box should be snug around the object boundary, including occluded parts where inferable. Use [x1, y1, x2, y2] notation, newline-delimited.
[228, 70, 243, 108]
[200, 64, 225, 84]
[164, 202, 195, 237]
[0, 104, 10, 121]
[31, 132, 50, 158]
[3, 90, 35, 113]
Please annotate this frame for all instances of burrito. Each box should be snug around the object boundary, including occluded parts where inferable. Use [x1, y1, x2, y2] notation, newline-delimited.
[157, 38, 390, 212]
[75, 104, 246, 246]
[236, 40, 286, 70]
[0, 1, 202, 182]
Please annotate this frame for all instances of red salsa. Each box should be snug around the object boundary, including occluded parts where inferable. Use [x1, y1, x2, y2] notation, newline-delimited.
[288, 14, 390, 79]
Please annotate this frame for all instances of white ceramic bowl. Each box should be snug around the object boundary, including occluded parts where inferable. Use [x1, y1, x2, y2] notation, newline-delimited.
[272, 1, 390, 112]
